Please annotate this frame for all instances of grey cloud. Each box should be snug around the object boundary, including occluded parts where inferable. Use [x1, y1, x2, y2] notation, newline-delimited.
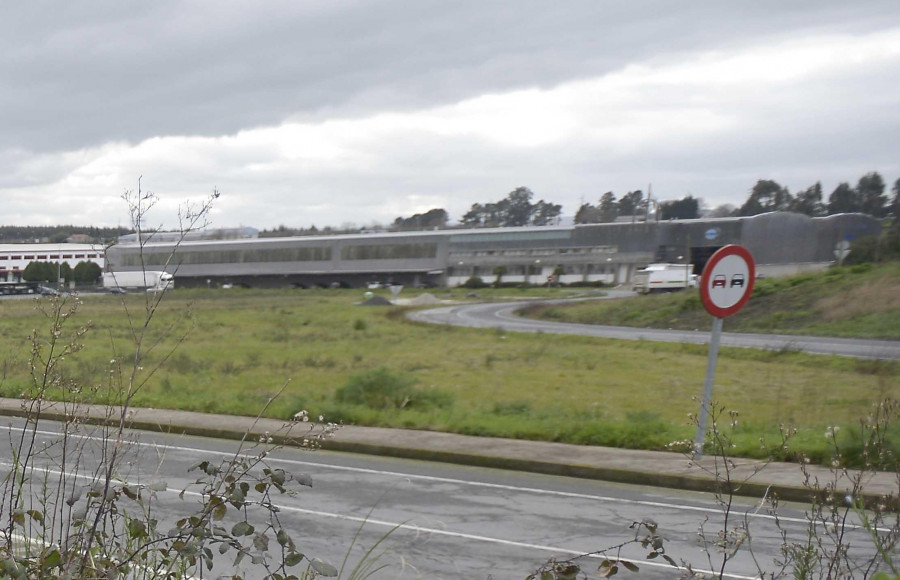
[4, 1, 899, 153]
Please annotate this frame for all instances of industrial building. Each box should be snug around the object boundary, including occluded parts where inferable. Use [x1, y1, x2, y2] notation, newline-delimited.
[103, 212, 880, 289]
[0, 244, 105, 283]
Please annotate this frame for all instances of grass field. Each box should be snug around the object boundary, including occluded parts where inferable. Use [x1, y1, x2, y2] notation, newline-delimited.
[1, 283, 897, 466]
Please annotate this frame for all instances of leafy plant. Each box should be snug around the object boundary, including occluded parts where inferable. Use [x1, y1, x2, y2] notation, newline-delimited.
[461, 276, 488, 289]
[334, 367, 454, 411]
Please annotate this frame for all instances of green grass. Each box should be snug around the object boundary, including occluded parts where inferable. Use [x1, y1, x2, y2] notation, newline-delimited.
[522, 262, 900, 340]
[0, 285, 897, 467]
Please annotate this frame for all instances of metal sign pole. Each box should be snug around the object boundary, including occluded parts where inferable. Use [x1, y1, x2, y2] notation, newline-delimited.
[693, 316, 723, 459]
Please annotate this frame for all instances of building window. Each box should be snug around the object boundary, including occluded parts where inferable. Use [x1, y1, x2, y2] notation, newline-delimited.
[341, 243, 437, 261]
[117, 245, 334, 267]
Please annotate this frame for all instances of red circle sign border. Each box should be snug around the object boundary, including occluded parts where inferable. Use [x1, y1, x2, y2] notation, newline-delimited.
[699, 245, 756, 318]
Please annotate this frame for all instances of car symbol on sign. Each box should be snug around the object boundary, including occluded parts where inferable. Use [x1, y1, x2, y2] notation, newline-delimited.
[712, 274, 727, 288]
[730, 274, 744, 288]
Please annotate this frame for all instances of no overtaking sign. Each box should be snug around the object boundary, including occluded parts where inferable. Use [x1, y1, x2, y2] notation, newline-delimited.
[693, 245, 755, 458]
[699, 245, 755, 318]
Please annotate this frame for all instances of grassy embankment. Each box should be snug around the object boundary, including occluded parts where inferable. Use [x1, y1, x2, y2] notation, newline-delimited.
[522, 262, 900, 340]
[0, 280, 896, 466]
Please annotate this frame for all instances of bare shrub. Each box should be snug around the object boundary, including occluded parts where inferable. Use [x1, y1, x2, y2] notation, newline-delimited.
[0, 181, 341, 579]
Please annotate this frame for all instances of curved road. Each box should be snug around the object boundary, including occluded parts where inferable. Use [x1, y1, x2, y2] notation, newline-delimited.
[408, 293, 900, 360]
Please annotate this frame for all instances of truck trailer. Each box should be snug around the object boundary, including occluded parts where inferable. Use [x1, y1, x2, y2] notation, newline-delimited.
[632, 263, 697, 294]
[102, 271, 174, 292]
[0, 281, 42, 295]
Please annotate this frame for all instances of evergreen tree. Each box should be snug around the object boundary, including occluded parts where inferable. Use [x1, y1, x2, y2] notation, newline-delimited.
[827, 182, 859, 214]
[659, 195, 700, 220]
[392, 208, 449, 230]
[73, 261, 102, 284]
[22, 262, 55, 282]
[460, 187, 560, 227]
[461, 203, 487, 227]
[598, 192, 618, 222]
[59, 262, 73, 285]
[574, 203, 597, 224]
[890, 178, 900, 234]
[503, 187, 535, 226]
[531, 200, 562, 225]
[855, 171, 888, 217]
[738, 180, 791, 216]
[791, 182, 825, 216]
[617, 190, 643, 216]
[893, 178, 900, 216]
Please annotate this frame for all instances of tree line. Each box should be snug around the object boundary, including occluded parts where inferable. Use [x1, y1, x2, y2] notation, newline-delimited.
[260, 187, 562, 236]
[574, 191, 701, 223]
[20, 261, 103, 285]
[0, 225, 131, 244]
[264, 172, 900, 237]
[460, 187, 562, 227]
[737, 172, 899, 218]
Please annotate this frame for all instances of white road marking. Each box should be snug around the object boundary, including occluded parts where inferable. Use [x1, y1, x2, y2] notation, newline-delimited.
[0, 424, 849, 529]
[0, 460, 759, 580]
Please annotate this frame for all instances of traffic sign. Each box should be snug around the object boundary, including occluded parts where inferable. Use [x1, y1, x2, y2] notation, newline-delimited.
[834, 240, 851, 261]
[693, 244, 755, 458]
[699, 245, 755, 318]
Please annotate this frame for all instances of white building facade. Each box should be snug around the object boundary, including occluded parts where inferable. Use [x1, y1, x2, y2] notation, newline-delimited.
[0, 244, 105, 282]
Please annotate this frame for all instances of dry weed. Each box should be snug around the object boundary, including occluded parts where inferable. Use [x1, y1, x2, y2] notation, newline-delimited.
[813, 279, 900, 321]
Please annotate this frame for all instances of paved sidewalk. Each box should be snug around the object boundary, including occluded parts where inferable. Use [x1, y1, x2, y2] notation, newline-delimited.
[0, 398, 896, 507]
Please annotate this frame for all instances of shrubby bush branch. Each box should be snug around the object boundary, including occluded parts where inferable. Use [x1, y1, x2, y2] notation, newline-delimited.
[528, 399, 899, 579]
[0, 181, 343, 579]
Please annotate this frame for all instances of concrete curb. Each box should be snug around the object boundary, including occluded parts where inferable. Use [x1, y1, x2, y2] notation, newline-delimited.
[316, 439, 805, 502]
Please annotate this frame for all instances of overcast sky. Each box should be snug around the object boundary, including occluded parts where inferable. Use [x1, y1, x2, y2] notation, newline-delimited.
[2, 1, 899, 230]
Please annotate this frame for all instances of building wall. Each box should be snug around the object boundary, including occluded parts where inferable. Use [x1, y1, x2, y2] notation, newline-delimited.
[103, 212, 882, 288]
[0, 244, 105, 283]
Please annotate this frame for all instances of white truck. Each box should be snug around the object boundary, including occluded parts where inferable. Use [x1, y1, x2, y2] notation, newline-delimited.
[632, 263, 697, 294]
[102, 271, 174, 293]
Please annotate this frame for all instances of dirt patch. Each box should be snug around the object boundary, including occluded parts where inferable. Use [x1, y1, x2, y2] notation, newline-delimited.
[407, 293, 443, 305]
[359, 295, 394, 306]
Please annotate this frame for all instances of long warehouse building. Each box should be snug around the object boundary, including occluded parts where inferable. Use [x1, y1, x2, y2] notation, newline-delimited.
[104, 212, 880, 289]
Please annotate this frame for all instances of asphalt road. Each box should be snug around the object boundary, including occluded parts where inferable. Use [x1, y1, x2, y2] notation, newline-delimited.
[2, 417, 886, 580]
[407, 293, 900, 360]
